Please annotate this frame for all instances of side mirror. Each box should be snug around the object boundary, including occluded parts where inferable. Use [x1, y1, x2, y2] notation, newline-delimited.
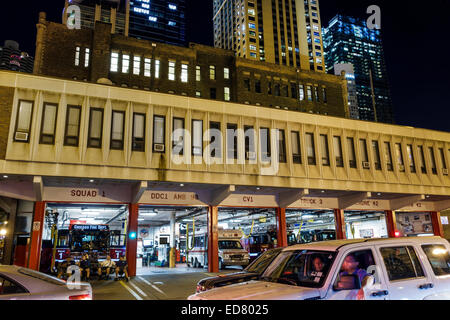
[333, 274, 361, 291]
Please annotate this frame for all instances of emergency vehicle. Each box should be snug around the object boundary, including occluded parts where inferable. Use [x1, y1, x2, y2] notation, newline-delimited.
[188, 229, 250, 269]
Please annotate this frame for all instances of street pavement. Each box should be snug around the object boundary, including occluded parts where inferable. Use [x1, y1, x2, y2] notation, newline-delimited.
[91, 266, 240, 300]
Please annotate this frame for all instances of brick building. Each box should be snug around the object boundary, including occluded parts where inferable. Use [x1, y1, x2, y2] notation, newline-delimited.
[34, 12, 348, 117]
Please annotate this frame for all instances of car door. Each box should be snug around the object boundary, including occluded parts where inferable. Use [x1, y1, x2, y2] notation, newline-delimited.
[419, 241, 450, 299]
[324, 246, 390, 300]
[376, 244, 435, 300]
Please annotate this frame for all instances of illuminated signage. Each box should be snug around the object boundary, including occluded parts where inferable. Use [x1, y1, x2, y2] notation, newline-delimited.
[72, 225, 109, 231]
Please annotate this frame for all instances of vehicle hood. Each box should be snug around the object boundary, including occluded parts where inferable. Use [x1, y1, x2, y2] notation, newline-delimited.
[198, 272, 257, 286]
[220, 250, 248, 254]
[189, 281, 321, 300]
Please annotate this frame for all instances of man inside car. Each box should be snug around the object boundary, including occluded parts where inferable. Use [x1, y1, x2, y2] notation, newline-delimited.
[337, 254, 373, 300]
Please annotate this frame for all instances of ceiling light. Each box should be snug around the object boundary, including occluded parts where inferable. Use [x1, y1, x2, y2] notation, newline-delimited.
[0, 229, 6, 236]
[141, 212, 157, 216]
[89, 179, 94, 183]
[180, 184, 184, 187]
[3, 176, 8, 178]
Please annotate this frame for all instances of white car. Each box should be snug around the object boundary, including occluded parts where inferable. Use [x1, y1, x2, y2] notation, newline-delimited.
[188, 236, 450, 300]
[0, 265, 92, 300]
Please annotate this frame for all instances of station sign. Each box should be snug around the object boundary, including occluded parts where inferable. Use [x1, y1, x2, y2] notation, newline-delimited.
[288, 197, 338, 209]
[346, 199, 391, 211]
[140, 190, 207, 206]
[71, 225, 109, 231]
[43, 186, 131, 203]
[395, 201, 436, 212]
[220, 194, 278, 207]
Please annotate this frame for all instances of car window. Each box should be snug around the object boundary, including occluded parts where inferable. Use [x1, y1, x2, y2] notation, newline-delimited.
[0, 276, 28, 295]
[18, 268, 67, 286]
[380, 246, 425, 281]
[261, 250, 336, 288]
[245, 249, 281, 274]
[421, 245, 450, 276]
[334, 250, 379, 289]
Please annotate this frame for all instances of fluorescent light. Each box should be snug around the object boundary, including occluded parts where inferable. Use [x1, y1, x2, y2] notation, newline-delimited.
[140, 212, 157, 216]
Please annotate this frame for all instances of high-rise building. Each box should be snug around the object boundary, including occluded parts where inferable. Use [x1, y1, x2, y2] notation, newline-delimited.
[323, 14, 394, 124]
[0, 40, 34, 73]
[334, 63, 359, 120]
[63, 0, 186, 46]
[213, 0, 325, 72]
[129, 0, 186, 46]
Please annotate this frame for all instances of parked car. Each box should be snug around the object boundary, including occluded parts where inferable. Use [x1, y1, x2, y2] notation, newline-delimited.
[196, 248, 283, 293]
[0, 265, 92, 300]
[188, 236, 450, 300]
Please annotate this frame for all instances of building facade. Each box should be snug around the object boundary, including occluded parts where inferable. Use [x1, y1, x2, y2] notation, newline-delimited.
[213, 0, 325, 72]
[323, 14, 395, 124]
[0, 40, 34, 73]
[33, 13, 348, 118]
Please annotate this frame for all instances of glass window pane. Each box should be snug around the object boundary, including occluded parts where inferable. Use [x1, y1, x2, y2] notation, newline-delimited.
[192, 120, 203, 155]
[67, 107, 80, 136]
[306, 133, 316, 165]
[134, 114, 145, 139]
[320, 134, 329, 166]
[380, 246, 424, 281]
[42, 104, 57, 135]
[112, 111, 124, 141]
[90, 110, 103, 139]
[17, 101, 33, 132]
[154, 116, 165, 144]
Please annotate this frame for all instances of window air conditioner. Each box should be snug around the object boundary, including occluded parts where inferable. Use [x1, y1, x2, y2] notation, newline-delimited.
[154, 144, 165, 152]
[398, 164, 405, 172]
[443, 168, 449, 175]
[362, 161, 370, 169]
[15, 132, 28, 141]
[246, 151, 256, 160]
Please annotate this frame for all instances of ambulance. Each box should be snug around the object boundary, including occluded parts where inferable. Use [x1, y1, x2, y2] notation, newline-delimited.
[188, 229, 250, 269]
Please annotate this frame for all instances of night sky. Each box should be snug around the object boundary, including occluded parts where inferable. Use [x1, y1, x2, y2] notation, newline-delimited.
[1, 0, 449, 132]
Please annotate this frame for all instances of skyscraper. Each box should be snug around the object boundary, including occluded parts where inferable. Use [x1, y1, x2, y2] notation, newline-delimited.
[213, 0, 325, 72]
[323, 14, 394, 124]
[63, 0, 187, 46]
[0, 40, 34, 73]
[129, 0, 186, 46]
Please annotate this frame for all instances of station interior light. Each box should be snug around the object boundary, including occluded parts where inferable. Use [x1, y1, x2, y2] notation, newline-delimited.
[0, 229, 7, 236]
[129, 232, 137, 239]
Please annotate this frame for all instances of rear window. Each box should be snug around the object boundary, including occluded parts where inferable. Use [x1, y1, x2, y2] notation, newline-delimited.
[421, 245, 450, 276]
[18, 268, 67, 286]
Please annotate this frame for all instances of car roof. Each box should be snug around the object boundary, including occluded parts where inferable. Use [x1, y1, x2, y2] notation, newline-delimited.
[282, 236, 445, 252]
[0, 265, 66, 292]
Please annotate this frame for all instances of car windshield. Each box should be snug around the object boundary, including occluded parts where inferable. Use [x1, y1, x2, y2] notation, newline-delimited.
[18, 268, 67, 286]
[261, 250, 336, 288]
[219, 240, 243, 250]
[245, 249, 282, 274]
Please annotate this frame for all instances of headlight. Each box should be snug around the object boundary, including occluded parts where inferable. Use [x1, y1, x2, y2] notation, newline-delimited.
[196, 285, 207, 293]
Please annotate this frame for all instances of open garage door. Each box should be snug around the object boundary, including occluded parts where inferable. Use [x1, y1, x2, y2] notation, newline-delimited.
[40, 203, 128, 275]
[137, 205, 208, 275]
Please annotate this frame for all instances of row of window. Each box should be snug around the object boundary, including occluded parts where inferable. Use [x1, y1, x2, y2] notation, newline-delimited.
[12, 100, 449, 175]
[108, 50, 231, 83]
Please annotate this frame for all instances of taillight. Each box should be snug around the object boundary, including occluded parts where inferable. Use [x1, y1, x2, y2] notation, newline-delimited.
[196, 285, 206, 293]
[394, 231, 401, 238]
[69, 294, 91, 300]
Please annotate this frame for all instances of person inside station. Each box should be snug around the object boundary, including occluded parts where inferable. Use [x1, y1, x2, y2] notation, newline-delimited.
[79, 253, 91, 281]
[336, 254, 373, 300]
[115, 255, 129, 282]
[57, 257, 73, 279]
[97, 255, 116, 280]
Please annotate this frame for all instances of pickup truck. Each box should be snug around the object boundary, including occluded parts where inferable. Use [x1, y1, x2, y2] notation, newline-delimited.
[188, 237, 450, 300]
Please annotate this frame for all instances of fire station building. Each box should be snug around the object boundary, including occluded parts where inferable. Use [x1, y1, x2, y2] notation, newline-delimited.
[0, 70, 449, 276]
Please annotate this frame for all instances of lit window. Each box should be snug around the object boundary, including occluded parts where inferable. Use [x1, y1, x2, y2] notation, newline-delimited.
[192, 120, 203, 156]
[64, 105, 81, 146]
[224, 87, 230, 101]
[149, 16, 157, 22]
[299, 85, 305, 101]
[155, 59, 160, 78]
[168, 61, 176, 81]
[249, 23, 256, 29]
[84, 48, 90, 67]
[210, 65, 216, 80]
[168, 21, 176, 27]
[224, 67, 230, 79]
[168, 4, 177, 10]
[250, 45, 257, 51]
[307, 86, 313, 101]
[132, 113, 145, 152]
[196, 66, 201, 81]
[133, 56, 141, 75]
[88, 108, 104, 148]
[111, 111, 125, 150]
[110, 52, 119, 72]
[75, 47, 80, 66]
[122, 54, 130, 73]
[153, 115, 165, 152]
[144, 58, 151, 77]
[181, 64, 188, 83]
